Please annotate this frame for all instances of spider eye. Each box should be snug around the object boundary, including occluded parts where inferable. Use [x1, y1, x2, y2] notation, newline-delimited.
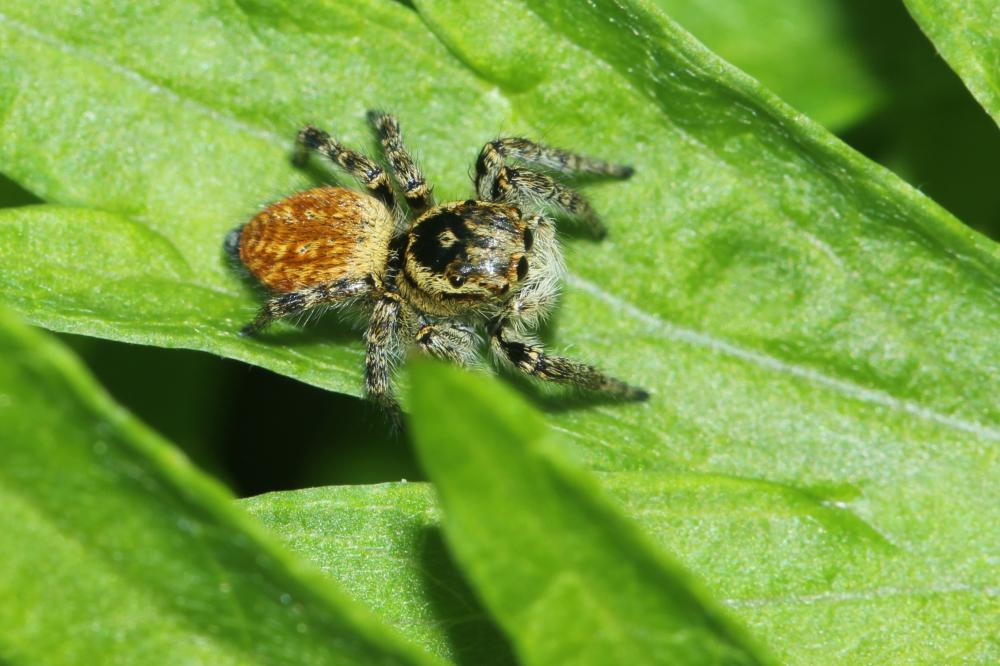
[448, 273, 466, 288]
[516, 256, 529, 281]
[523, 228, 534, 251]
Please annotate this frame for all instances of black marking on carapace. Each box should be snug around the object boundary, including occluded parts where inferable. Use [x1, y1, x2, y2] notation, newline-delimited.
[488, 209, 520, 235]
[408, 210, 472, 272]
[401, 267, 422, 292]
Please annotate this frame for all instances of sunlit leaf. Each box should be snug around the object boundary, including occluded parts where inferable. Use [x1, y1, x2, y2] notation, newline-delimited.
[650, 0, 885, 129]
[406, 360, 771, 665]
[1, 1, 999, 661]
[903, 0, 1000, 126]
[0, 306, 440, 666]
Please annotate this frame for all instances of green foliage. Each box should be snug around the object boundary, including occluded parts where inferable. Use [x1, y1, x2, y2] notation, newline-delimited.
[0, 306, 440, 665]
[903, 0, 1000, 126]
[247, 361, 1000, 664]
[406, 360, 771, 665]
[1, 0, 999, 663]
[649, 0, 885, 129]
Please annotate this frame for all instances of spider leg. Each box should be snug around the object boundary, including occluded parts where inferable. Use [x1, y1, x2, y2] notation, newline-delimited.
[475, 138, 632, 239]
[367, 111, 435, 216]
[415, 321, 480, 366]
[495, 167, 610, 238]
[476, 137, 633, 181]
[296, 125, 396, 210]
[240, 278, 370, 336]
[490, 324, 648, 401]
[366, 292, 405, 430]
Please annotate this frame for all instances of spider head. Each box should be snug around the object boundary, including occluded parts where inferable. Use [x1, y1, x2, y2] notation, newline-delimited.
[402, 201, 532, 307]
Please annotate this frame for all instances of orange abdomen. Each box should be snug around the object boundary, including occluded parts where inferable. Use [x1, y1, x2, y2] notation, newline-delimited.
[238, 186, 394, 292]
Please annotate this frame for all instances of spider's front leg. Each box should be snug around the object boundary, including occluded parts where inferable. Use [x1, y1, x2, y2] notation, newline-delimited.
[367, 111, 435, 216]
[415, 321, 480, 366]
[240, 278, 370, 337]
[366, 292, 405, 430]
[490, 324, 648, 401]
[475, 137, 633, 239]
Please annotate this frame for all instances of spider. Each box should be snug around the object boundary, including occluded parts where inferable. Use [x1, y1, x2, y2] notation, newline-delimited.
[227, 111, 648, 427]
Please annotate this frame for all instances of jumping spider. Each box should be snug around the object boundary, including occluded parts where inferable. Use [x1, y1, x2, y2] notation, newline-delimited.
[228, 111, 648, 427]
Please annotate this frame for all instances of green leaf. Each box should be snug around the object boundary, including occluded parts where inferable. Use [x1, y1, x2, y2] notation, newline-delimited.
[247, 468, 1000, 665]
[243, 483, 517, 666]
[902, 0, 1000, 126]
[405, 360, 771, 665]
[2, 1, 1000, 661]
[648, 0, 885, 129]
[0, 307, 440, 666]
[246, 355, 999, 665]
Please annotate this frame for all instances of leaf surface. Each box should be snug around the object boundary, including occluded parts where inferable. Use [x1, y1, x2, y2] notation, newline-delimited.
[410, 360, 769, 665]
[649, 0, 885, 129]
[1, 1, 999, 661]
[0, 306, 440, 666]
[903, 0, 1000, 125]
[248, 473, 1000, 664]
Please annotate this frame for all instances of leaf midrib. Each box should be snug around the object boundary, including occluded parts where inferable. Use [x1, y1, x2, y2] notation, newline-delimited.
[570, 275, 1000, 440]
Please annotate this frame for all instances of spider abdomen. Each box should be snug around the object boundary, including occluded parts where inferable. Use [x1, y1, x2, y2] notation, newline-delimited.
[237, 186, 393, 292]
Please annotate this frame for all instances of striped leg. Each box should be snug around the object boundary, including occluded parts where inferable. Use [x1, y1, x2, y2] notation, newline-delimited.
[368, 111, 435, 216]
[296, 125, 396, 210]
[490, 325, 647, 401]
[240, 278, 370, 337]
[365, 293, 404, 429]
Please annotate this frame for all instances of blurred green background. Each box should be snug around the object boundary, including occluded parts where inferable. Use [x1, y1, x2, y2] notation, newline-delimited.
[2, 0, 996, 498]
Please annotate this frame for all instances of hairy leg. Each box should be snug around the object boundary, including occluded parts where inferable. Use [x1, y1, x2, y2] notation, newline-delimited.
[489, 167, 609, 238]
[367, 111, 435, 215]
[491, 325, 647, 400]
[240, 278, 370, 336]
[475, 138, 632, 239]
[296, 125, 396, 210]
[415, 321, 479, 366]
[366, 293, 404, 429]
[475, 137, 633, 183]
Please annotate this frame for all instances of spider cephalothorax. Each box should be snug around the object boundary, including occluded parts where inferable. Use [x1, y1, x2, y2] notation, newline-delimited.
[229, 111, 647, 426]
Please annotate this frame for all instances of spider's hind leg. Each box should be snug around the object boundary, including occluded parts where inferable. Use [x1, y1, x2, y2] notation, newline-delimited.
[239, 278, 370, 337]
